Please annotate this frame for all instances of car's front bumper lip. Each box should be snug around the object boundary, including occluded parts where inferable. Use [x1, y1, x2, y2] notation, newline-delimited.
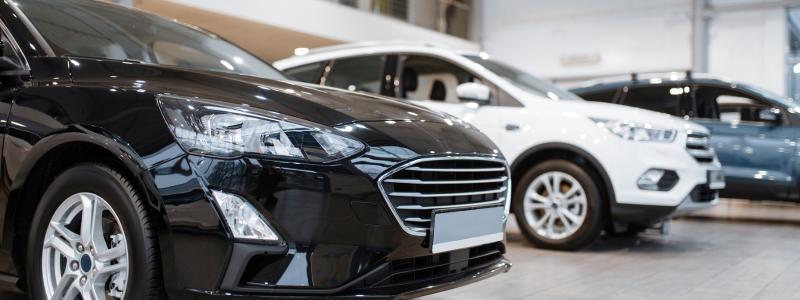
[182, 258, 511, 299]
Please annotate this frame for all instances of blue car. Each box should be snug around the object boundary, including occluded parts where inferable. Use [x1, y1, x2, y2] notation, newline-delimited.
[571, 72, 799, 202]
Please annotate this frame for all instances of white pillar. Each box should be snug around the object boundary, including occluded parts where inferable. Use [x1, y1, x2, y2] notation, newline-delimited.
[692, 0, 709, 72]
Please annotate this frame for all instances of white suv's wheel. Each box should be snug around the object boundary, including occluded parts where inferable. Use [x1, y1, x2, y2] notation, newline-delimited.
[523, 171, 588, 240]
[513, 160, 606, 250]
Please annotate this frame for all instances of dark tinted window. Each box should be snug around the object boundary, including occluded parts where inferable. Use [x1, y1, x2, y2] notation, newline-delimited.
[580, 90, 619, 103]
[284, 62, 324, 83]
[324, 56, 385, 94]
[696, 87, 772, 123]
[16, 0, 286, 79]
[621, 86, 682, 115]
[402, 56, 481, 103]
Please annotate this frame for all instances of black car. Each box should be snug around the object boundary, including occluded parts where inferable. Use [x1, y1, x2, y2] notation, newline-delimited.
[0, 0, 512, 299]
[571, 72, 800, 202]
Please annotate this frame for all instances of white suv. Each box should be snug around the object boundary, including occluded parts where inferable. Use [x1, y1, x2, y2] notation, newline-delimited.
[274, 42, 724, 250]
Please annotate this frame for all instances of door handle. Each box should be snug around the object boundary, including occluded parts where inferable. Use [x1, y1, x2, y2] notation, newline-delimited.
[506, 124, 520, 131]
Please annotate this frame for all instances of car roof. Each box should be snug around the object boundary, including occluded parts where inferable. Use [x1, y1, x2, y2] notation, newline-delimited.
[569, 71, 737, 95]
[274, 41, 485, 69]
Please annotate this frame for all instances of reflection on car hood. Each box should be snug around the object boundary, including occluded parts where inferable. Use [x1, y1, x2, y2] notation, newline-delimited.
[547, 100, 710, 134]
[68, 59, 466, 128]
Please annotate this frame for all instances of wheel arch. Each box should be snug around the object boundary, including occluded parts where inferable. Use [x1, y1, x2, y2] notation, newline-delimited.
[509, 143, 616, 211]
[4, 125, 165, 291]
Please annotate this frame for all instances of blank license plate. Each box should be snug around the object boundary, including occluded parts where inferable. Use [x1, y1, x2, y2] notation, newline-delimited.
[708, 170, 725, 189]
[430, 206, 504, 253]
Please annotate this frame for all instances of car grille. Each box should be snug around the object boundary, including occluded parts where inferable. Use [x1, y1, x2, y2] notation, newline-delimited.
[378, 157, 510, 236]
[686, 133, 714, 163]
[353, 243, 504, 289]
[693, 184, 717, 202]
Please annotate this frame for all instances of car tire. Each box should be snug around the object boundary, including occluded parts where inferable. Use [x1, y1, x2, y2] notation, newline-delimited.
[512, 159, 606, 251]
[27, 161, 164, 300]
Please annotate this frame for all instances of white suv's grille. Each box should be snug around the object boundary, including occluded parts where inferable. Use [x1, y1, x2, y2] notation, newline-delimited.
[378, 157, 510, 236]
[686, 133, 714, 163]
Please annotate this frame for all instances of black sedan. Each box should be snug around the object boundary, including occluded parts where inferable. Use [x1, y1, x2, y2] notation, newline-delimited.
[0, 0, 512, 299]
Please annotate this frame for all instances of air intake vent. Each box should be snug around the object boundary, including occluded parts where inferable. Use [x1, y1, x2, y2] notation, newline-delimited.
[687, 133, 714, 163]
[379, 157, 510, 236]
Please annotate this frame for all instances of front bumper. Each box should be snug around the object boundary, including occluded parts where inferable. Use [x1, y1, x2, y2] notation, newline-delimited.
[177, 259, 512, 300]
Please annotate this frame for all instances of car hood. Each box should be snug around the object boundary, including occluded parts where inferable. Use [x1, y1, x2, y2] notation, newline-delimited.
[68, 58, 463, 128]
[545, 100, 710, 134]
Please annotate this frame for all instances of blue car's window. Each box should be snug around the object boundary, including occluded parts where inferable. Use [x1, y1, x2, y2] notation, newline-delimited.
[15, 0, 287, 80]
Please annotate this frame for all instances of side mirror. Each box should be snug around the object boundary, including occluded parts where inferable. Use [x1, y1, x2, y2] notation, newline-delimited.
[759, 108, 781, 123]
[456, 82, 491, 104]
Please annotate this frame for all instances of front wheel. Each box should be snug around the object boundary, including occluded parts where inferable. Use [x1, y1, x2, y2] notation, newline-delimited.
[27, 161, 164, 300]
[512, 160, 606, 250]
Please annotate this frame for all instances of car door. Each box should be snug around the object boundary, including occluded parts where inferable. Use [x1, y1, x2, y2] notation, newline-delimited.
[397, 55, 502, 142]
[691, 86, 795, 201]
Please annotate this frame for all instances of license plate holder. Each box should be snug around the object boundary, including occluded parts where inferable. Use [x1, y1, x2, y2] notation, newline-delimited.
[708, 170, 725, 189]
[429, 206, 504, 253]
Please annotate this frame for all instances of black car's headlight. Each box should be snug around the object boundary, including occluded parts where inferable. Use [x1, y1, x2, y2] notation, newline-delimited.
[158, 95, 366, 163]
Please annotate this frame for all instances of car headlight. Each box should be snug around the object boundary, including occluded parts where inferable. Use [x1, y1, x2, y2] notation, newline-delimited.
[211, 190, 279, 241]
[590, 118, 676, 143]
[158, 95, 366, 163]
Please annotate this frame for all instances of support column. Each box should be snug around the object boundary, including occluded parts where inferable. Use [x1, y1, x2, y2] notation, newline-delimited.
[692, 0, 710, 72]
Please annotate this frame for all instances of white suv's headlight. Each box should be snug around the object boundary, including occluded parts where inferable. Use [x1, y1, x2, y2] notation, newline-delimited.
[211, 190, 279, 241]
[158, 95, 365, 163]
[591, 118, 676, 143]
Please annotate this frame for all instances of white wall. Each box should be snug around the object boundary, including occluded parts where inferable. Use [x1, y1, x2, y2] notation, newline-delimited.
[165, 0, 479, 51]
[481, 0, 788, 95]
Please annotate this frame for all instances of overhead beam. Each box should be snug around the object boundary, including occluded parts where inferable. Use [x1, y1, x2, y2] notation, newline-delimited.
[711, 0, 800, 13]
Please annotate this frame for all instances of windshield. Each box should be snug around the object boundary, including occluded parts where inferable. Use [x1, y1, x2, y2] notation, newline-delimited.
[16, 0, 287, 80]
[463, 55, 581, 100]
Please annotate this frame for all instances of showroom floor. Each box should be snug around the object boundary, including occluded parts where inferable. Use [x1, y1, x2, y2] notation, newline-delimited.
[423, 205, 800, 300]
[2, 201, 798, 300]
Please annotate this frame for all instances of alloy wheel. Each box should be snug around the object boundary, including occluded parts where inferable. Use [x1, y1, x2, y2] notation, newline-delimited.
[523, 171, 588, 240]
[41, 192, 129, 300]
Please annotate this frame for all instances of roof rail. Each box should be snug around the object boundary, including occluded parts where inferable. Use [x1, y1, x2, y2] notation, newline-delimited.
[304, 40, 456, 56]
[578, 71, 734, 88]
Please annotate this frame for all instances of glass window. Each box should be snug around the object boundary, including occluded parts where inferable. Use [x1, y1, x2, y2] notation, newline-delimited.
[463, 55, 581, 101]
[16, 0, 286, 79]
[324, 56, 385, 94]
[401, 56, 481, 103]
[284, 62, 325, 83]
[580, 90, 619, 103]
[696, 87, 773, 123]
[621, 86, 683, 115]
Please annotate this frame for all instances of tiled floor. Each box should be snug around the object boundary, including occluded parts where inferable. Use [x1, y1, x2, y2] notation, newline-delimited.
[421, 213, 800, 300]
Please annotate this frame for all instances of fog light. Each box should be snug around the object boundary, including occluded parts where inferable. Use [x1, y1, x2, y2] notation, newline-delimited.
[211, 190, 279, 241]
[637, 169, 679, 191]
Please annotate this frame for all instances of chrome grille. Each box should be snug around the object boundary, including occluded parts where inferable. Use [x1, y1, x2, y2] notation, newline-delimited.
[379, 157, 510, 236]
[687, 133, 714, 163]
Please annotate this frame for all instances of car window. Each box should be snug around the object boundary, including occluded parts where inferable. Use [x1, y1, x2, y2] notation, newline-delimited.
[401, 55, 483, 103]
[696, 87, 773, 123]
[579, 89, 619, 103]
[284, 62, 325, 83]
[620, 86, 683, 115]
[463, 55, 581, 101]
[16, 0, 287, 79]
[324, 56, 385, 93]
